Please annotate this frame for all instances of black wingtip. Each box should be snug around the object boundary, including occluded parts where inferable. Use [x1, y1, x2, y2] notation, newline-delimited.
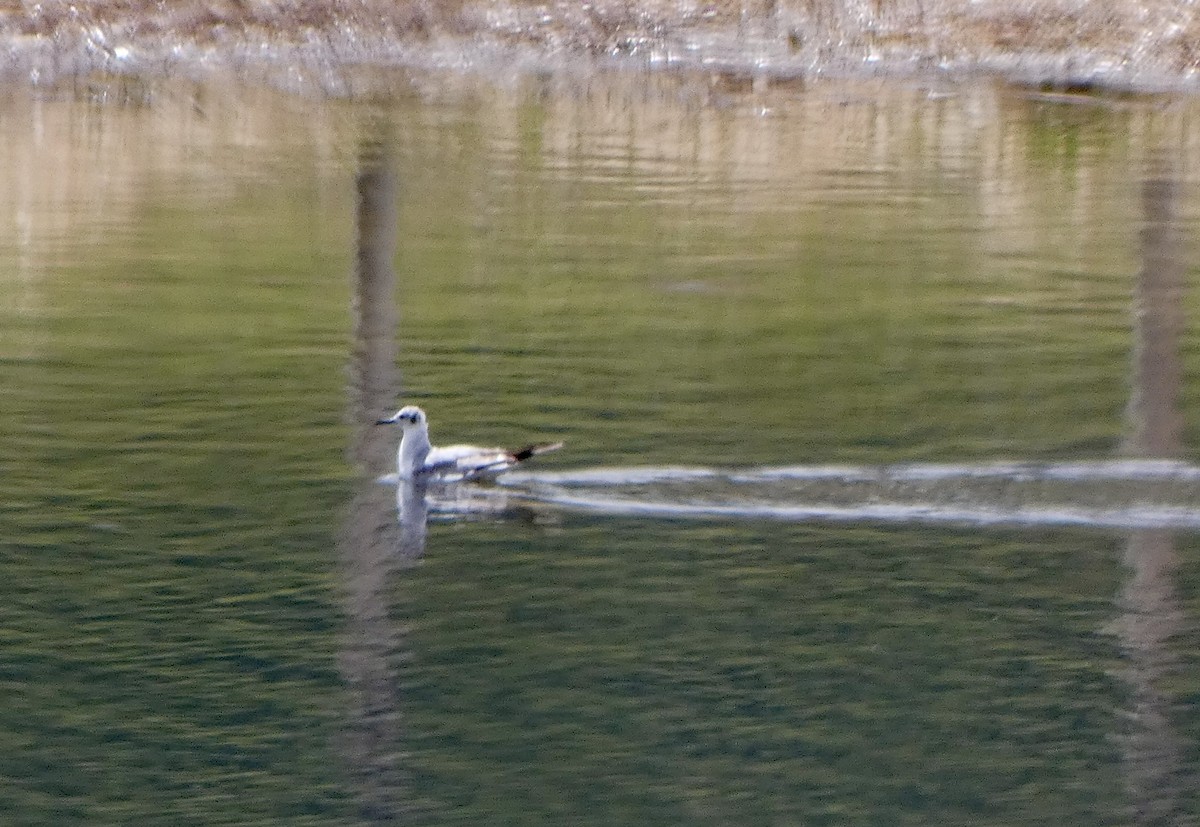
[511, 441, 565, 462]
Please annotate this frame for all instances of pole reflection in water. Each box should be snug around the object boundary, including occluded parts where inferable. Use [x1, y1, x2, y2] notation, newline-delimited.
[1117, 164, 1189, 824]
[336, 134, 420, 822]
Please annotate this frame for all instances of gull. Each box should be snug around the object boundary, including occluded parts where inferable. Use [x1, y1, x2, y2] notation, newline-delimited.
[376, 405, 563, 481]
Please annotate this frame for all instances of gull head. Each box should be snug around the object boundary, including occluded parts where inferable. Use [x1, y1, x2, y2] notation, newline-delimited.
[376, 405, 427, 429]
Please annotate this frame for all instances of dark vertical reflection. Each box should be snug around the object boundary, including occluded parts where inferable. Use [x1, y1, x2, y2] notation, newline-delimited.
[1125, 174, 1185, 458]
[1117, 165, 1188, 825]
[337, 134, 421, 822]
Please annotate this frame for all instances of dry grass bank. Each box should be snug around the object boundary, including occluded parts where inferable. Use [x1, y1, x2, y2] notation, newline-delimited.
[1, 0, 1198, 90]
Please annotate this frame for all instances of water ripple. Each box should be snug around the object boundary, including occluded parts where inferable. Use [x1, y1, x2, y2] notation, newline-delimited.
[499, 460, 1200, 529]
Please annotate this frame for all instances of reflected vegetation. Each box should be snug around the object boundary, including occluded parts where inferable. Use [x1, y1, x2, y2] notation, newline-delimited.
[2, 74, 1199, 823]
[1115, 162, 1190, 825]
[338, 134, 418, 821]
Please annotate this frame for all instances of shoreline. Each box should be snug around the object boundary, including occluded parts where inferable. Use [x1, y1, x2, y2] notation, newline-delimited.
[2, 1, 1199, 94]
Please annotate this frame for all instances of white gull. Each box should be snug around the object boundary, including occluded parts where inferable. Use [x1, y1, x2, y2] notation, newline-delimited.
[375, 405, 563, 481]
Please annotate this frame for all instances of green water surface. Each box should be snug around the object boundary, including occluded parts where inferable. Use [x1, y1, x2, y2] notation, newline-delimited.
[0, 74, 1197, 824]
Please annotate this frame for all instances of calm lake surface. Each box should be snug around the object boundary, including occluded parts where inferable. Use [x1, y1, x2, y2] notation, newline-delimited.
[2, 72, 1200, 824]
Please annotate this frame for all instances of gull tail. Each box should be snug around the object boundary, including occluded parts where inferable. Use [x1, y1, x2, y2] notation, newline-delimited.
[511, 442, 565, 462]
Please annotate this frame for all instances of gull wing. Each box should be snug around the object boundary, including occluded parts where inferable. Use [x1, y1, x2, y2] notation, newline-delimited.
[422, 444, 514, 480]
[421, 442, 564, 481]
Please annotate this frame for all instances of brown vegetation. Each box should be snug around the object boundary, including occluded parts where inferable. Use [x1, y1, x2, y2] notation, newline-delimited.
[1, 1, 1199, 90]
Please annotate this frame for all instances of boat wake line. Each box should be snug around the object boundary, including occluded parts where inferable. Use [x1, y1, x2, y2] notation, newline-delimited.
[490, 459, 1200, 530]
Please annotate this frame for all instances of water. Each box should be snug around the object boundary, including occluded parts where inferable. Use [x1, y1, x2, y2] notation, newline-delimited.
[2, 73, 1199, 824]
[496, 460, 1200, 528]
